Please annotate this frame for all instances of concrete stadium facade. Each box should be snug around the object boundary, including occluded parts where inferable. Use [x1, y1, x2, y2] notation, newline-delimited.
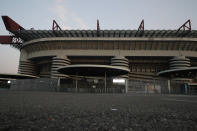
[19, 37, 197, 78]
[1, 16, 197, 93]
[14, 30, 197, 94]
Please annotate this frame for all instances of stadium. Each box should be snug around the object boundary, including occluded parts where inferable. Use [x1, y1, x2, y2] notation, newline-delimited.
[1, 16, 197, 94]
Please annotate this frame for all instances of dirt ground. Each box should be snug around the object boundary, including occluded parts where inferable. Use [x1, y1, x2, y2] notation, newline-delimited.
[0, 91, 197, 130]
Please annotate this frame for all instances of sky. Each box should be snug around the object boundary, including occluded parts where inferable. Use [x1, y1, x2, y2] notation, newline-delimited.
[0, 0, 197, 73]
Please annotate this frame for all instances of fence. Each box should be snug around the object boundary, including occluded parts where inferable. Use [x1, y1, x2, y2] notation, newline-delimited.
[9, 78, 195, 94]
[127, 79, 169, 94]
[10, 78, 58, 92]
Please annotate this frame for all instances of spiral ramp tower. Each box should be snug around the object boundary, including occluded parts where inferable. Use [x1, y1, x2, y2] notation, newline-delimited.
[18, 60, 36, 76]
[111, 56, 130, 78]
[157, 56, 197, 80]
[51, 56, 71, 78]
[169, 56, 191, 70]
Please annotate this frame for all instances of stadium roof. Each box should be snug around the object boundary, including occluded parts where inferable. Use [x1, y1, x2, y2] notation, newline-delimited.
[157, 67, 197, 78]
[58, 64, 130, 77]
[12, 30, 197, 42]
[0, 73, 38, 80]
[1, 16, 197, 49]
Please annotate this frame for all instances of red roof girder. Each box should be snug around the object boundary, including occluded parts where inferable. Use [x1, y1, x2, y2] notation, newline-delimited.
[177, 19, 191, 31]
[0, 35, 23, 44]
[2, 16, 25, 31]
[52, 20, 62, 31]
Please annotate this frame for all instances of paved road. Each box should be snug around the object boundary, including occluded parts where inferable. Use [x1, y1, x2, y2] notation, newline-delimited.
[0, 91, 197, 130]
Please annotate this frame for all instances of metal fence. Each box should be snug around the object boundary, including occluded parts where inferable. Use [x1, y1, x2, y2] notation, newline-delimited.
[127, 79, 169, 94]
[10, 78, 58, 92]
[9, 78, 196, 94]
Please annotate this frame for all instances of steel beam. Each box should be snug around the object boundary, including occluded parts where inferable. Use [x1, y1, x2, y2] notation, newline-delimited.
[2, 16, 25, 31]
[97, 19, 100, 36]
[0, 35, 23, 44]
[135, 20, 144, 37]
[0, 36, 13, 44]
[177, 19, 191, 31]
[52, 20, 62, 31]
[138, 19, 144, 31]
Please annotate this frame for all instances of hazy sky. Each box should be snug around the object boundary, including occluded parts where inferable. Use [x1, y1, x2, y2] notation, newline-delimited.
[0, 0, 197, 73]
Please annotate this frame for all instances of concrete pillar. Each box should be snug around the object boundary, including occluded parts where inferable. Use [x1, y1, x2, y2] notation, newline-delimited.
[125, 79, 128, 93]
[57, 78, 61, 92]
[184, 83, 188, 95]
[168, 80, 171, 94]
[104, 72, 106, 93]
[75, 73, 78, 93]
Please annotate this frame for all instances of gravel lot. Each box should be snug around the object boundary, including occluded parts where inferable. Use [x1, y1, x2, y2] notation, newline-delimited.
[0, 91, 197, 130]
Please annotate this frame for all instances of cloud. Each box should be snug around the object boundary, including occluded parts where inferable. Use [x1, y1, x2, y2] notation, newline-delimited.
[72, 14, 88, 29]
[52, 0, 71, 29]
[52, 0, 88, 29]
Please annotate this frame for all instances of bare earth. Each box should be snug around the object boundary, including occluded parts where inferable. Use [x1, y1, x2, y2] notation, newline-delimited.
[0, 91, 197, 131]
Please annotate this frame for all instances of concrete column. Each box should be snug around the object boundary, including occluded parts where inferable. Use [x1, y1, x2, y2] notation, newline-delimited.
[57, 78, 61, 92]
[184, 83, 188, 95]
[104, 72, 107, 93]
[168, 80, 171, 94]
[75, 73, 78, 93]
[125, 79, 128, 93]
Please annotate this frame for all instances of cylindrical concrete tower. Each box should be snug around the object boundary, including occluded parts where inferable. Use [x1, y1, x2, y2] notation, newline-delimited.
[169, 56, 190, 70]
[18, 60, 36, 76]
[111, 56, 130, 79]
[111, 56, 129, 69]
[51, 56, 71, 78]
